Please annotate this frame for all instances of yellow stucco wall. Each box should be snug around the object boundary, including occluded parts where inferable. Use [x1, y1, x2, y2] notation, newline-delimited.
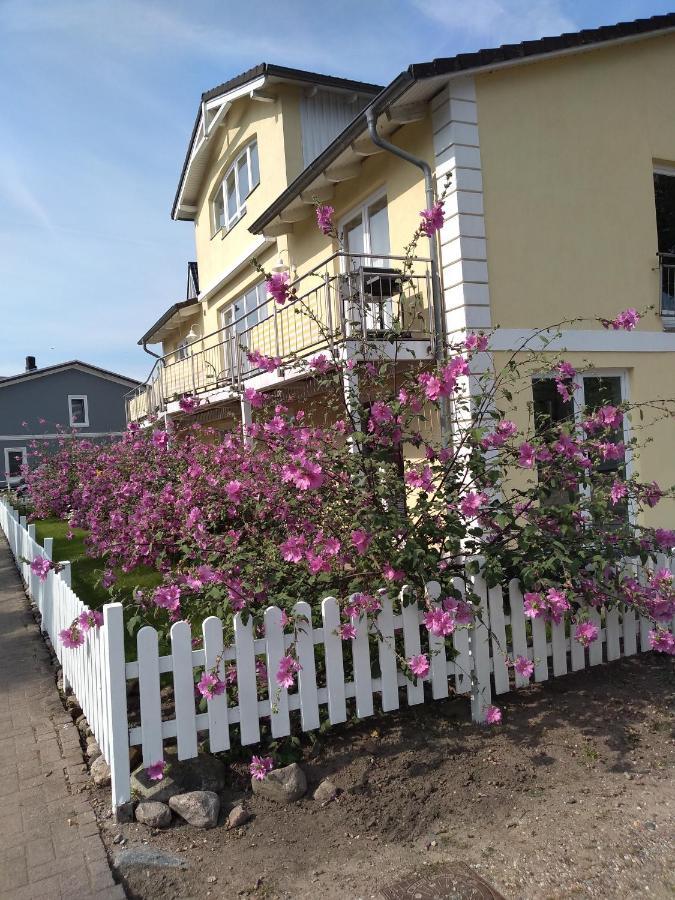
[476, 33, 675, 332]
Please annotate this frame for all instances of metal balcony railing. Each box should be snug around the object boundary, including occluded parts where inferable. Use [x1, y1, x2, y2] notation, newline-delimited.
[126, 252, 435, 422]
[658, 252, 675, 317]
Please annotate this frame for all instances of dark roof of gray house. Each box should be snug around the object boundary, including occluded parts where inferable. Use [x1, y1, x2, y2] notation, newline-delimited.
[171, 64, 384, 220]
[250, 11, 675, 233]
[0, 360, 140, 388]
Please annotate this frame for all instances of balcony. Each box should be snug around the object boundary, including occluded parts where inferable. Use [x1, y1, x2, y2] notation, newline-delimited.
[659, 252, 675, 329]
[126, 252, 436, 423]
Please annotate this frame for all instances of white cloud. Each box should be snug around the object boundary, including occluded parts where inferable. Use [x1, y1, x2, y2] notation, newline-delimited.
[411, 0, 577, 46]
[0, 150, 52, 230]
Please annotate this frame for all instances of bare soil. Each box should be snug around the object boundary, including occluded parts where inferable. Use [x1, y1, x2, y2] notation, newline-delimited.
[92, 655, 674, 900]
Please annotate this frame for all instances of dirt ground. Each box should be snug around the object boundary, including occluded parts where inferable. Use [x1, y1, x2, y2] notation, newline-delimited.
[92, 655, 674, 900]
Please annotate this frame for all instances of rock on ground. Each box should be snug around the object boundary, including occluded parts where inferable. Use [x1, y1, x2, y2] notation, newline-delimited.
[169, 791, 220, 828]
[90, 754, 111, 787]
[130, 748, 226, 803]
[135, 801, 172, 828]
[313, 778, 338, 803]
[251, 763, 307, 803]
[227, 804, 251, 828]
[113, 848, 187, 869]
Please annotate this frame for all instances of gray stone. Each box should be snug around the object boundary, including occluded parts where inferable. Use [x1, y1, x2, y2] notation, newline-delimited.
[169, 791, 220, 829]
[129, 747, 226, 803]
[91, 755, 111, 787]
[135, 800, 172, 828]
[251, 763, 307, 803]
[113, 848, 187, 870]
[86, 741, 101, 762]
[227, 804, 251, 828]
[313, 778, 338, 803]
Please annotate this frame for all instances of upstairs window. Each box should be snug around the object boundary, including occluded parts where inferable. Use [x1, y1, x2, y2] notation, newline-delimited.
[212, 141, 260, 234]
[68, 395, 89, 427]
[654, 167, 675, 314]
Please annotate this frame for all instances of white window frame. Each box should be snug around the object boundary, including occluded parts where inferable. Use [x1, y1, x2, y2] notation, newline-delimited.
[4, 446, 27, 484]
[68, 394, 89, 428]
[338, 187, 390, 264]
[211, 140, 260, 235]
[532, 368, 634, 521]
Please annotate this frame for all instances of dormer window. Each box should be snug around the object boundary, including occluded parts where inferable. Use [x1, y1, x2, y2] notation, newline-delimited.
[212, 140, 260, 234]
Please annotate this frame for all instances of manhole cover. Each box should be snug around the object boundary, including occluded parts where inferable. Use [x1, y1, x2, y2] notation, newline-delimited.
[381, 863, 506, 900]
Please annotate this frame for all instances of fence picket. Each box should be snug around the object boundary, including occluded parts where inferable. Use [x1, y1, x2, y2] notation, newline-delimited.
[264, 606, 290, 738]
[137, 627, 164, 767]
[351, 602, 374, 718]
[294, 601, 320, 732]
[426, 581, 449, 701]
[570, 616, 586, 672]
[376, 594, 399, 711]
[321, 597, 347, 724]
[588, 608, 603, 665]
[605, 607, 621, 661]
[469, 573, 492, 721]
[400, 588, 424, 705]
[170, 621, 199, 760]
[202, 616, 230, 752]
[508, 580, 531, 687]
[551, 618, 568, 677]
[451, 578, 472, 694]
[531, 614, 548, 682]
[234, 613, 260, 745]
[488, 585, 510, 694]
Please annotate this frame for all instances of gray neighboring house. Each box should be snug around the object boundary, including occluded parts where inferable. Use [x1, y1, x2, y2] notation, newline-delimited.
[0, 357, 140, 488]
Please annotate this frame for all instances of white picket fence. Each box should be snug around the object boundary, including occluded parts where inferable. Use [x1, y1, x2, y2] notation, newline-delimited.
[1, 496, 671, 815]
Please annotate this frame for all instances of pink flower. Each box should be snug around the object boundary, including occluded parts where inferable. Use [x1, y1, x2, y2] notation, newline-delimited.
[654, 529, 675, 550]
[443, 597, 474, 624]
[518, 442, 536, 468]
[408, 654, 430, 678]
[276, 655, 301, 689]
[59, 625, 85, 649]
[643, 482, 662, 508]
[153, 585, 181, 611]
[179, 395, 200, 413]
[574, 621, 599, 647]
[225, 480, 244, 504]
[197, 671, 226, 700]
[243, 387, 264, 408]
[419, 201, 444, 237]
[101, 570, 116, 589]
[266, 272, 290, 305]
[338, 622, 357, 640]
[649, 628, 675, 655]
[513, 655, 534, 678]
[316, 204, 335, 235]
[423, 608, 455, 637]
[485, 705, 502, 725]
[279, 534, 306, 563]
[78, 610, 103, 631]
[249, 755, 274, 781]
[351, 529, 372, 555]
[152, 430, 169, 449]
[30, 556, 53, 582]
[309, 354, 330, 374]
[146, 760, 166, 781]
[610, 480, 627, 505]
[460, 491, 488, 519]
[604, 308, 640, 331]
[523, 592, 543, 619]
[383, 563, 405, 582]
[464, 333, 489, 352]
[247, 349, 281, 372]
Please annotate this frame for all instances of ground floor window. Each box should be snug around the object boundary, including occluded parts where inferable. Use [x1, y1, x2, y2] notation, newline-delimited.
[3, 447, 27, 484]
[68, 395, 89, 427]
[532, 370, 629, 518]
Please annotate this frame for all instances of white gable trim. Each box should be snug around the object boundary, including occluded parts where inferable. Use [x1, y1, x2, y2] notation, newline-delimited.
[0, 364, 139, 389]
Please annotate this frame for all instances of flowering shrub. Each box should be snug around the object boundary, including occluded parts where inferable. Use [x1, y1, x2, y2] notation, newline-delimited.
[21, 199, 675, 757]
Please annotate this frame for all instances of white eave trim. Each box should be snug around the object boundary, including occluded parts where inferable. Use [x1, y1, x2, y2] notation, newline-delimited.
[175, 75, 268, 220]
[0, 364, 139, 389]
[199, 235, 275, 303]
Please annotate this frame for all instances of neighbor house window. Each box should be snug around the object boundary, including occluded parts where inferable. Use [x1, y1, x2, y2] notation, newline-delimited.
[4, 447, 27, 484]
[212, 140, 260, 234]
[532, 371, 629, 517]
[654, 166, 675, 314]
[68, 395, 89, 427]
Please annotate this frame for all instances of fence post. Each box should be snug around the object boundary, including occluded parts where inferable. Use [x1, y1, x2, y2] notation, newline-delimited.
[58, 562, 72, 692]
[103, 603, 132, 818]
[27, 524, 36, 600]
[469, 572, 493, 723]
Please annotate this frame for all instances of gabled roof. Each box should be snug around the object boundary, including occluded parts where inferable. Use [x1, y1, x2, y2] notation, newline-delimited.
[249, 11, 675, 234]
[0, 361, 140, 389]
[172, 63, 383, 221]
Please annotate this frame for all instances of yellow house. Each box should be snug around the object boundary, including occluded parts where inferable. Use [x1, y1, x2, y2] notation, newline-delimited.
[129, 14, 675, 527]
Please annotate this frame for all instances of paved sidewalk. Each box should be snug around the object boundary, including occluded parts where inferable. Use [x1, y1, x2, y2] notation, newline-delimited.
[0, 535, 125, 899]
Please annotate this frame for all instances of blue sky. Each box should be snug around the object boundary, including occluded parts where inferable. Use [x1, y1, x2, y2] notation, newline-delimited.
[0, 0, 671, 380]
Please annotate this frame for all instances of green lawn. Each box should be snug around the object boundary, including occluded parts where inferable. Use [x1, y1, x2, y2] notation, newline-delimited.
[33, 518, 162, 610]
